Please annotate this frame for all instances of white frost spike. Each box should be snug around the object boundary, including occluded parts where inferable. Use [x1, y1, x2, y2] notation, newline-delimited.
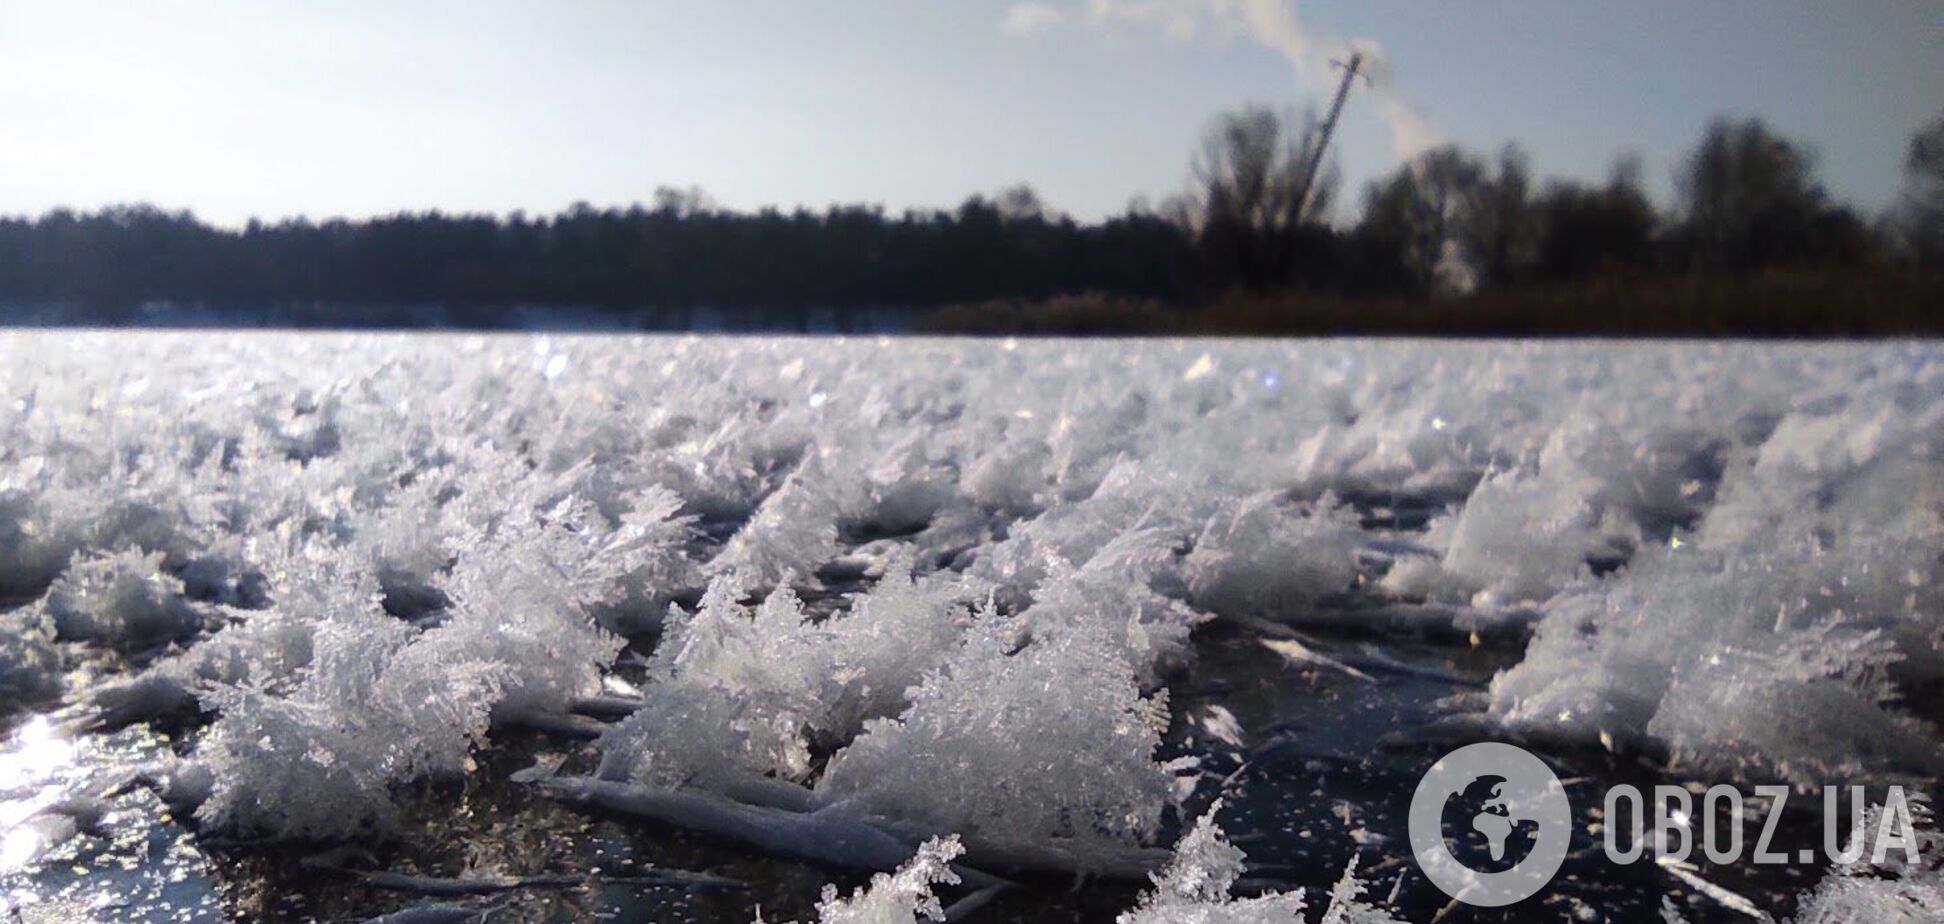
[1320, 854, 1407, 924]
[0, 609, 60, 702]
[820, 616, 1173, 864]
[603, 561, 967, 791]
[1117, 800, 1307, 923]
[1785, 796, 1941, 923]
[1118, 802, 1403, 923]
[806, 835, 964, 924]
[1186, 492, 1362, 620]
[41, 548, 202, 651]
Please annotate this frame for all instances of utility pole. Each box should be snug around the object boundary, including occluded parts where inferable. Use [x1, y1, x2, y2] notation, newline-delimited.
[1294, 51, 1366, 223]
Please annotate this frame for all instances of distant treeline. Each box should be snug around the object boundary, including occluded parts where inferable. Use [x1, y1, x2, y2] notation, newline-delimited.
[1, 112, 1938, 329]
[0, 188, 1192, 323]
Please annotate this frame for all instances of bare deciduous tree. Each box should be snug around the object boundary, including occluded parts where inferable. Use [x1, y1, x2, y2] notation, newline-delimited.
[1893, 112, 1944, 265]
[1675, 117, 1865, 270]
[1532, 155, 1658, 280]
[1356, 145, 1485, 293]
[1178, 106, 1338, 291]
[1462, 144, 1538, 287]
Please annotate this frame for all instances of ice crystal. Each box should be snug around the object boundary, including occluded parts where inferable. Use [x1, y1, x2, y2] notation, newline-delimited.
[0, 331, 1934, 884]
[1787, 796, 1941, 923]
[40, 549, 203, 650]
[1185, 492, 1362, 619]
[1117, 802, 1307, 924]
[600, 556, 969, 788]
[0, 609, 60, 704]
[806, 836, 963, 924]
[819, 616, 1173, 861]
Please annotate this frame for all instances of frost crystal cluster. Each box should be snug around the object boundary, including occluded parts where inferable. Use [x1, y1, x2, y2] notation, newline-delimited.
[791, 836, 964, 924]
[0, 332, 1936, 920]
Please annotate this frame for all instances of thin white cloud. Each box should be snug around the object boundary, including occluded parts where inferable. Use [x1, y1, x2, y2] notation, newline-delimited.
[1029, 0, 1442, 160]
[1085, 0, 1209, 42]
[1001, 2, 1069, 36]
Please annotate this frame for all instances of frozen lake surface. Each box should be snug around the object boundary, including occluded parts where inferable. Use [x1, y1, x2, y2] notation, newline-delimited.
[0, 332, 1937, 922]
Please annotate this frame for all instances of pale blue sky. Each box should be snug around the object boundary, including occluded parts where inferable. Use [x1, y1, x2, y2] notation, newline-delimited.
[0, 1, 1936, 226]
